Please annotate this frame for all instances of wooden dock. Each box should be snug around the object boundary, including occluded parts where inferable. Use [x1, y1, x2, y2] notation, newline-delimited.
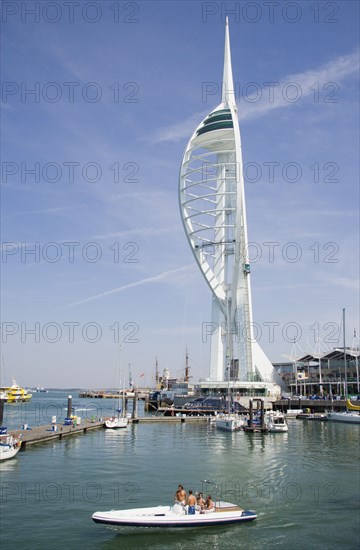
[7, 415, 209, 449]
[10, 419, 104, 447]
[79, 390, 148, 399]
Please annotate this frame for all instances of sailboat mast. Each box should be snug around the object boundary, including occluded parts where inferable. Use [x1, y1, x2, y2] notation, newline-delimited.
[226, 296, 231, 413]
[155, 357, 159, 387]
[118, 345, 122, 413]
[343, 308, 348, 396]
[185, 349, 190, 382]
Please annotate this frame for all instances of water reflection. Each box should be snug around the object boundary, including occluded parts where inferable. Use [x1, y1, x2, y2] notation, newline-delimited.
[100, 524, 248, 550]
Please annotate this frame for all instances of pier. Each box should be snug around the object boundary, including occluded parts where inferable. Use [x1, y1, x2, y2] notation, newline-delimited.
[10, 419, 103, 447]
[7, 415, 209, 449]
[79, 390, 148, 399]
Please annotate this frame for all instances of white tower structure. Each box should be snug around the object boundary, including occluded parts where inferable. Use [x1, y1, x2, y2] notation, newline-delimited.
[179, 19, 284, 388]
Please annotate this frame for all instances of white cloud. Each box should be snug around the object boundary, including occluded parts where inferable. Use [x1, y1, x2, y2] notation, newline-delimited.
[325, 276, 359, 290]
[152, 111, 208, 143]
[65, 264, 194, 307]
[92, 225, 179, 241]
[154, 50, 359, 142]
[240, 49, 359, 121]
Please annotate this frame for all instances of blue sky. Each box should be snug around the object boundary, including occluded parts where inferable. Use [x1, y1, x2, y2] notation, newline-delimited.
[1, 0, 359, 388]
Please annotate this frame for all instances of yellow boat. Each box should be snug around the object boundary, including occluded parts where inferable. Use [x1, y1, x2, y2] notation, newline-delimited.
[1, 379, 32, 403]
[346, 398, 360, 411]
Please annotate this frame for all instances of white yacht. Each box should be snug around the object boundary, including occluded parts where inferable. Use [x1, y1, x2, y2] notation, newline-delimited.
[215, 413, 244, 432]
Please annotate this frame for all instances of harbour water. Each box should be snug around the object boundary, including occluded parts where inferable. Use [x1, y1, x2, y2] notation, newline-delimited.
[1, 392, 359, 549]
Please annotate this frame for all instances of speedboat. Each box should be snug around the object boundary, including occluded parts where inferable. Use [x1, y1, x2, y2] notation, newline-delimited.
[215, 413, 243, 432]
[92, 500, 256, 530]
[266, 411, 288, 433]
[0, 434, 21, 461]
[297, 413, 328, 421]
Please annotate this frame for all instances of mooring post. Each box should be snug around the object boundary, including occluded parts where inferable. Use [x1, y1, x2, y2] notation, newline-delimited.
[132, 390, 138, 419]
[0, 398, 5, 426]
[249, 399, 253, 428]
[67, 395, 72, 419]
[261, 399, 265, 429]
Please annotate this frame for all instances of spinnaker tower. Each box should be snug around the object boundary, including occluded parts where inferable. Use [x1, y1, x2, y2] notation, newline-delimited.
[179, 19, 284, 390]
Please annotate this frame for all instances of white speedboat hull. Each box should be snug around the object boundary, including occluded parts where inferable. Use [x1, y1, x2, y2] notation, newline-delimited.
[266, 412, 288, 433]
[268, 424, 288, 433]
[92, 502, 256, 530]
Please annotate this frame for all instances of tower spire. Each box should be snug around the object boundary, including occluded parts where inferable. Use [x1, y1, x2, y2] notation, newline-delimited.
[222, 17, 235, 106]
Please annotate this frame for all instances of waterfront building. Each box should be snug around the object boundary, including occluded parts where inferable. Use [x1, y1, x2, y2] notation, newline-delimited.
[273, 348, 360, 396]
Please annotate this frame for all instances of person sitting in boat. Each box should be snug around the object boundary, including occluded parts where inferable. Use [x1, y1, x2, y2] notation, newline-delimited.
[196, 492, 205, 512]
[187, 489, 196, 515]
[205, 495, 215, 512]
[175, 484, 187, 505]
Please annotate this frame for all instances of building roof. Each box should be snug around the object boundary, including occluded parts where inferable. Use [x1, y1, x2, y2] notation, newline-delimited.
[297, 348, 360, 363]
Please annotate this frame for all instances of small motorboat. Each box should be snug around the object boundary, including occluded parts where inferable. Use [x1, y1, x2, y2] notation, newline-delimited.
[296, 413, 328, 421]
[266, 411, 288, 433]
[92, 501, 257, 530]
[285, 409, 303, 418]
[0, 434, 21, 461]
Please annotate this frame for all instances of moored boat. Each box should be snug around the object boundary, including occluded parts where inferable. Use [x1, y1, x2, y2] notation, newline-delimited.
[92, 500, 256, 530]
[104, 347, 129, 430]
[327, 411, 360, 424]
[266, 411, 288, 432]
[215, 413, 244, 432]
[0, 434, 21, 461]
[104, 416, 128, 429]
[285, 409, 303, 418]
[346, 398, 360, 411]
[327, 396, 360, 424]
[34, 386, 48, 393]
[296, 413, 328, 421]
